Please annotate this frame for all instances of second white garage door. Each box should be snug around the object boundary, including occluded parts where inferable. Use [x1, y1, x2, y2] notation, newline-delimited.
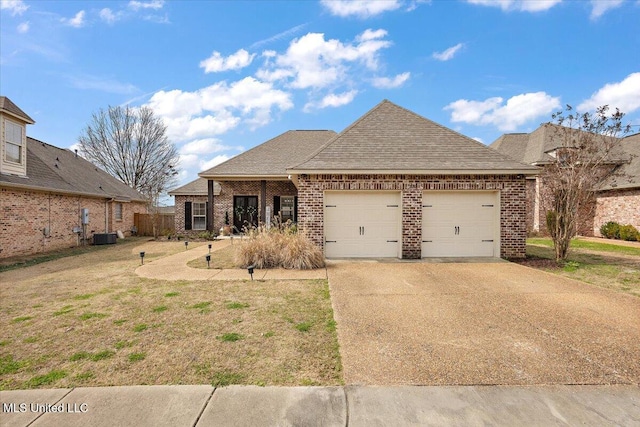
[324, 192, 401, 258]
[422, 191, 499, 257]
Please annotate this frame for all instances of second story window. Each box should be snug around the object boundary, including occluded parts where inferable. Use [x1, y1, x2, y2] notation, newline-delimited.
[4, 120, 23, 164]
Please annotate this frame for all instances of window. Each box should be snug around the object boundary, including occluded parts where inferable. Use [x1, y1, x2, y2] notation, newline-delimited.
[4, 120, 23, 164]
[115, 203, 123, 221]
[193, 202, 206, 230]
[280, 196, 295, 222]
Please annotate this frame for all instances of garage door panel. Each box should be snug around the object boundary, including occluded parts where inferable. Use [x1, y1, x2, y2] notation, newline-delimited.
[325, 192, 400, 258]
[422, 192, 499, 258]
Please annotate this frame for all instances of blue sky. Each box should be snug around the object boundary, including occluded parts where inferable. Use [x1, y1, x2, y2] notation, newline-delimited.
[2, 0, 639, 200]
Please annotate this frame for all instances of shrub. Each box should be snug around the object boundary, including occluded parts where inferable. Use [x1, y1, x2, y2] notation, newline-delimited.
[600, 221, 621, 239]
[197, 230, 218, 240]
[235, 223, 324, 270]
[618, 224, 639, 241]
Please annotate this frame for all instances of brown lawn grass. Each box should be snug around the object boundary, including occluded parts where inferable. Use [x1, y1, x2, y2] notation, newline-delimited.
[187, 244, 237, 269]
[0, 241, 342, 390]
[520, 244, 640, 297]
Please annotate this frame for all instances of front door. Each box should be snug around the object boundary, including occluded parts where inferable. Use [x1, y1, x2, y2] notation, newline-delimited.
[233, 196, 258, 232]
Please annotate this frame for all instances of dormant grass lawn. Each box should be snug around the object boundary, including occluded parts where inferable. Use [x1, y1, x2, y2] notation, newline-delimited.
[0, 240, 341, 390]
[524, 237, 640, 297]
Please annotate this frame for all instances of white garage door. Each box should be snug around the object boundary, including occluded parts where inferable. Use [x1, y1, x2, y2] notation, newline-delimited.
[422, 191, 499, 257]
[324, 192, 401, 258]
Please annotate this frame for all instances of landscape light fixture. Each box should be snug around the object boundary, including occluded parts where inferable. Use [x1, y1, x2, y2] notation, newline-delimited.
[206, 254, 211, 268]
[139, 251, 145, 265]
[185, 241, 189, 250]
[208, 244, 212, 253]
[247, 265, 255, 281]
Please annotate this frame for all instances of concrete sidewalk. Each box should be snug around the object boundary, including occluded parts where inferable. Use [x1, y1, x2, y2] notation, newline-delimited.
[134, 239, 327, 281]
[1, 384, 638, 426]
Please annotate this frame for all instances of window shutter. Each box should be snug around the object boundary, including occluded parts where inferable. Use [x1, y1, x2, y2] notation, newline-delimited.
[273, 196, 280, 217]
[205, 202, 209, 230]
[293, 196, 298, 222]
[184, 202, 192, 230]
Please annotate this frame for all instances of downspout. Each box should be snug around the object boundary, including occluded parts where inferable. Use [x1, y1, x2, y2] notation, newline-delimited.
[106, 198, 114, 233]
[533, 177, 540, 232]
[207, 180, 214, 232]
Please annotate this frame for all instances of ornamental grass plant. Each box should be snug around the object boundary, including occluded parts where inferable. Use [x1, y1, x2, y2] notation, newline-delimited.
[234, 220, 325, 270]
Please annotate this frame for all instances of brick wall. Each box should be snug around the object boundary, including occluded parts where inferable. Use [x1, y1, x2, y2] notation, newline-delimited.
[0, 187, 145, 259]
[173, 180, 298, 235]
[594, 188, 640, 236]
[297, 174, 528, 259]
[525, 178, 536, 234]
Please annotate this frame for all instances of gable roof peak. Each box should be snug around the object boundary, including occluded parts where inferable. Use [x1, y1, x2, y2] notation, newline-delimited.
[290, 100, 538, 174]
[0, 96, 35, 124]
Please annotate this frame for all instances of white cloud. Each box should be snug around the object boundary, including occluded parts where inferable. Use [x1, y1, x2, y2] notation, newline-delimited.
[147, 76, 293, 142]
[590, 0, 624, 19]
[577, 73, 640, 113]
[62, 10, 86, 28]
[99, 8, 121, 24]
[180, 138, 229, 155]
[16, 21, 29, 33]
[466, 0, 562, 12]
[201, 155, 231, 171]
[1, 0, 28, 16]
[432, 43, 464, 61]
[445, 92, 561, 131]
[179, 153, 231, 174]
[372, 72, 410, 88]
[128, 0, 164, 11]
[143, 13, 170, 24]
[257, 29, 392, 90]
[68, 74, 138, 94]
[320, 0, 402, 17]
[305, 90, 358, 111]
[472, 137, 485, 143]
[200, 49, 256, 73]
[250, 23, 308, 49]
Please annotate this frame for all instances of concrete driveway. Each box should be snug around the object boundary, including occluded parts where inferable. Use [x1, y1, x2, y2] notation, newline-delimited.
[327, 261, 640, 386]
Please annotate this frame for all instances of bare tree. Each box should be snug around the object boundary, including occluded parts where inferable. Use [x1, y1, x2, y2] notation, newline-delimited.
[542, 105, 631, 262]
[78, 105, 179, 205]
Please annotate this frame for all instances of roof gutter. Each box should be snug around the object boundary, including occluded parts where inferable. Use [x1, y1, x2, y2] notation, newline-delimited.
[197, 174, 291, 181]
[285, 168, 540, 176]
[0, 181, 146, 202]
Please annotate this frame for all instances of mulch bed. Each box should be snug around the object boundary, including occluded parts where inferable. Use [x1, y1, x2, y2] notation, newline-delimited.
[509, 256, 560, 269]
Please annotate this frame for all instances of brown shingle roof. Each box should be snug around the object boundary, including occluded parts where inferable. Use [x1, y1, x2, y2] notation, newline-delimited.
[598, 133, 640, 191]
[0, 96, 35, 124]
[0, 137, 146, 201]
[491, 123, 626, 165]
[168, 178, 221, 196]
[199, 130, 337, 178]
[289, 100, 538, 174]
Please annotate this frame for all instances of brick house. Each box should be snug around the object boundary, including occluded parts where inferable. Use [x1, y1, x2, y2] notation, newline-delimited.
[491, 125, 639, 236]
[0, 97, 147, 259]
[176, 100, 538, 259]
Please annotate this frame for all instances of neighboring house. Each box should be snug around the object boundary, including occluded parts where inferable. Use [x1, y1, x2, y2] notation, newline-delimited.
[191, 100, 537, 259]
[168, 178, 221, 234]
[491, 124, 639, 236]
[0, 96, 147, 259]
[156, 206, 175, 215]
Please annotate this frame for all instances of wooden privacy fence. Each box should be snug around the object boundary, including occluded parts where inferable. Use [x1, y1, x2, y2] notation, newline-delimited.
[134, 213, 175, 236]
